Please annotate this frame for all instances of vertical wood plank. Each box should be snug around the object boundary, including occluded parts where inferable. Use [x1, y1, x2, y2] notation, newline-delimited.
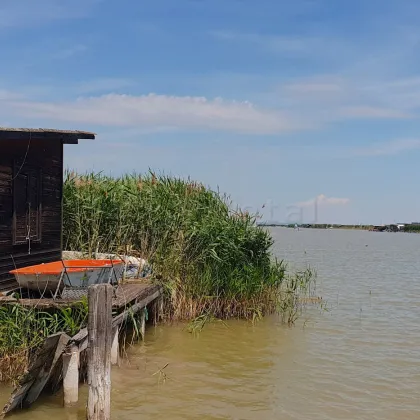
[87, 284, 112, 420]
[140, 309, 146, 341]
[158, 296, 164, 322]
[63, 344, 79, 406]
[110, 327, 119, 366]
[1, 332, 70, 416]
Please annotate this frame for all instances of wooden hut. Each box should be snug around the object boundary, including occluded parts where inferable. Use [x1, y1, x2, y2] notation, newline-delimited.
[0, 128, 95, 291]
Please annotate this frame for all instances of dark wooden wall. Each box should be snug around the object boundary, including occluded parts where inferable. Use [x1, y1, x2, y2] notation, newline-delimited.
[0, 138, 63, 291]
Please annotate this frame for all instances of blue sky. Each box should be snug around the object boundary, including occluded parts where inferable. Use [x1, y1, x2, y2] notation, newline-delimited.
[1, 0, 420, 224]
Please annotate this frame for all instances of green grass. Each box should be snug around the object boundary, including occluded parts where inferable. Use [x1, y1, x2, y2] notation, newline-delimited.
[0, 300, 88, 384]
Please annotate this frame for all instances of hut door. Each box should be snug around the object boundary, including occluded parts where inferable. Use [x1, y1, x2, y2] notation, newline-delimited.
[13, 166, 42, 246]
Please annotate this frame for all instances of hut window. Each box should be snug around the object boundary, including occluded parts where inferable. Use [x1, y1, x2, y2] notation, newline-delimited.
[13, 166, 42, 245]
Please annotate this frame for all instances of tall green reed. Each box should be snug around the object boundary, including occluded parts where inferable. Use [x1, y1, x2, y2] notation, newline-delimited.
[403, 224, 420, 233]
[0, 172, 316, 383]
[63, 171, 315, 321]
[0, 301, 88, 384]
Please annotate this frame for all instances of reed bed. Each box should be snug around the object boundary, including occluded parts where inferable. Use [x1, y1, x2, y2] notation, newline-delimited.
[0, 171, 315, 384]
[0, 300, 88, 384]
[403, 224, 420, 233]
[63, 171, 315, 321]
[0, 299, 152, 384]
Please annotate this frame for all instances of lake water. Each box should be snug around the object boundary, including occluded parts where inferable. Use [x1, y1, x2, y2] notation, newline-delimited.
[1, 228, 420, 419]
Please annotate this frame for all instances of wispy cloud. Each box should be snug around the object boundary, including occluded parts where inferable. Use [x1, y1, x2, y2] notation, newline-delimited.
[352, 139, 420, 157]
[276, 74, 417, 122]
[210, 28, 361, 64]
[212, 23, 420, 121]
[0, 78, 135, 99]
[339, 106, 412, 120]
[1, 75, 418, 136]
[0, 0, 99, 29]
[72, 78, 135, 94]
[364, 76, 420, 111]
[5, 93, 302, 134]
[285, 82, 343, 94]
[297, 194, 350, 208]
[0, 89, 23, 101]
[52, 44, 88, 60]
[210, 30, 313, 53]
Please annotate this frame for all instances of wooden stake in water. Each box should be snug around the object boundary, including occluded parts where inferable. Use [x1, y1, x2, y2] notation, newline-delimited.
[139, 309, 146, 341]
[87, 284, 113, 420]
[63, 344, 80, 406]
[110, 327, 119, 366]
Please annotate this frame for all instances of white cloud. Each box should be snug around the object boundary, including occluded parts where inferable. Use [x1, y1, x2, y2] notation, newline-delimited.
[73, 78, 134, 94]
[0, 89, 23, 101]
[6, 93, 301, 134]
[285, 82, 343, 94]
[52, 44, 88, 60]
[339, 106, 412, 119]
[385, 77, 420, 89]
[352, 139, 420, 157]
[2, 68, 419, 136]
[278, 76, 415, 121]
[210, 31, 315, 54]
[0, 0, 99, 28]
[1, 77, 416, 136]
[297, 194, 350, 208]
[0, 79, 133, 102]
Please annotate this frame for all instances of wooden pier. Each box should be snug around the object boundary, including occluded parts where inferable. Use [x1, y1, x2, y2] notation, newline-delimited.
[0, 283, 159, 309]
[0, 282, 163, 419]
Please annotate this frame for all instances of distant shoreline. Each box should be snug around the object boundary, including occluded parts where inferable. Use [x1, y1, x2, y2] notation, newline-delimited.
[259, 224, 370, 230]
[258, 223, 420, 233]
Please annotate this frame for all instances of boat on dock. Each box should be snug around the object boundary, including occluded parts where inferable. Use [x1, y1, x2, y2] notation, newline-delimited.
[9, 259, 124, 292]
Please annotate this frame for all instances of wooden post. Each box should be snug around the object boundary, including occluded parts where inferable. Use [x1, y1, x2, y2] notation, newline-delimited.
[87, 284, 113, 420]
[63, 344, 79, 406]
[158, 296, 164, 321]
[110, 327, 119, 366]
[140, 308, 146, 341]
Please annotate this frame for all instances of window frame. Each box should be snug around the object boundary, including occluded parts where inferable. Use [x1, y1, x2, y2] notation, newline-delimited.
[12, 162, 42, 246]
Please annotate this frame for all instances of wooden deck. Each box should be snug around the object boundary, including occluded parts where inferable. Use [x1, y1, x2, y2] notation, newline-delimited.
[0, 283, 160, 309]
[1, 282, 163, 417]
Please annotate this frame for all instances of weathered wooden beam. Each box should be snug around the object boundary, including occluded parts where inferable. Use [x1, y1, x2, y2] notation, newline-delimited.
[63, 344, 80, 407]
[1, 332, 70, 416]
[111, 288, 162, 329]
[87, 284, 112, 420]
[71, 287, 162, 353]
[74, 331, 89, 353]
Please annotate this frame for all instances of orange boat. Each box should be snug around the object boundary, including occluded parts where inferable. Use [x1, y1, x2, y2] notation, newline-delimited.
[10, 259, 124, 292]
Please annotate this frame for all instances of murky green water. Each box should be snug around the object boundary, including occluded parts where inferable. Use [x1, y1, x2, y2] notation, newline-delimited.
[1, 228, 420, 419]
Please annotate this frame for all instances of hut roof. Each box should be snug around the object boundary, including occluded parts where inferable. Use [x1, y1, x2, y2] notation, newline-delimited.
[0, 127, 95, 144]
